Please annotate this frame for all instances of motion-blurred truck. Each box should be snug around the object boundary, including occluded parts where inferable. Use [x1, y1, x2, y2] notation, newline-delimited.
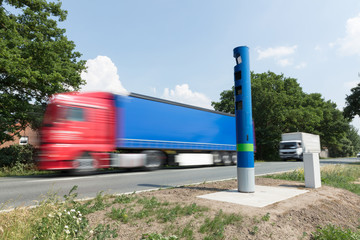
[38, 92, 238, 173]
[279, 132, 320, 161]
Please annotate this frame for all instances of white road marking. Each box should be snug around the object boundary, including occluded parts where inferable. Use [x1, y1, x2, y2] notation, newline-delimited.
[172, 167, 218, 172]
[25, 172, 148, 183]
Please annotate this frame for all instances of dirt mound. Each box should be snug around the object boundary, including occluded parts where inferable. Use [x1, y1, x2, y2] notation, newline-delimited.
[88, 177, 360, 239]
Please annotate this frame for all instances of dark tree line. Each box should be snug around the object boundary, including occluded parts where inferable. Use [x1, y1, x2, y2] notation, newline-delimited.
[212, 71, 360, 160]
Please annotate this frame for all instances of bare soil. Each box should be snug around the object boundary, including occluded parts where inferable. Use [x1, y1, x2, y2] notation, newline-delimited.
[87, 177, 360, 239]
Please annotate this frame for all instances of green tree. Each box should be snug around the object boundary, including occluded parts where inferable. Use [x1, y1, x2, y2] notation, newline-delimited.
[250, 71, 313, 160]
[0, 0, 86, 144]
[315, 100, 350, 157]
[347, 125, 360, 155]
[211, 87, 235, 114]
[212, 71, 355, 160]
[344, 83, 360, 120]
[342, 82, 360, 156]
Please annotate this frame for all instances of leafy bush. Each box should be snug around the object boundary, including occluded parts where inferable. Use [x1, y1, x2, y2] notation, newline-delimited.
[0, 144, 36, 168]
[311, 224, 360, 240]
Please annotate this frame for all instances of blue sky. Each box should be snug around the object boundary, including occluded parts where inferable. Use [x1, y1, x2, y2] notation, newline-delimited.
[59, 0, 360, 129]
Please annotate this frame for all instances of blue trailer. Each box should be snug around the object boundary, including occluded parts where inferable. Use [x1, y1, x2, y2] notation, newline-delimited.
[113, 93, 237, 168]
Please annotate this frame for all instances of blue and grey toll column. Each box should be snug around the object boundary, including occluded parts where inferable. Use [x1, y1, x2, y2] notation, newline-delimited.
[233, 46, 255, 193]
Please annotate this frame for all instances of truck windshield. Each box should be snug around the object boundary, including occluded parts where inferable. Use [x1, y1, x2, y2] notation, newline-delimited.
[280, 142, 298, 149]
[63, 106, 84, 121]
[43, 104, 85, 126]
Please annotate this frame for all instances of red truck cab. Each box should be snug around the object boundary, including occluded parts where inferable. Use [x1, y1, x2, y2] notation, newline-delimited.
[38, 92, 116, 171]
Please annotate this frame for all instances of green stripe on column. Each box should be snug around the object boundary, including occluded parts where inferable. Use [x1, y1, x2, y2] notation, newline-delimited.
[237, 143, 254, 152]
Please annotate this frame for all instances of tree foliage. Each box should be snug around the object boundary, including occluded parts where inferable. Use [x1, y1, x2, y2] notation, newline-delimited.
[211, 87, 235, 115]
[344, 83, 360, 120]
[0, 0, 86, 144]
[212, 71, 359, 160]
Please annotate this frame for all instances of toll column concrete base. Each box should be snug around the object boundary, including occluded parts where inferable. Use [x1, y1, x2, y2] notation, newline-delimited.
[237, 167, 255, 193]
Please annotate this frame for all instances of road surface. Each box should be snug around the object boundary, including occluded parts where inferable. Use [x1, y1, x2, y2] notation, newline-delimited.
[0, 158, 358, 210]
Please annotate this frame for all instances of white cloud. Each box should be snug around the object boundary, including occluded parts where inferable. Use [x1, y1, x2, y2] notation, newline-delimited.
[295, 62, 307, 69]
[257, 45, 298, 60]
[257, 45, 298, 67]
[277, 59, 293, 67]
[314, 45, 322, 51]
[336, 13, 360, 56]
[80, 56, 128, 95]
[161, 84, 213, 109]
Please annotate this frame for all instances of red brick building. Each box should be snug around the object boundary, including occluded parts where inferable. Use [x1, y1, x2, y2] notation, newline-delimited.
[0, 126, 40, 148]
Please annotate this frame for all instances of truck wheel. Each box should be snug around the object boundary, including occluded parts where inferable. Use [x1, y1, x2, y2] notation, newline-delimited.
[221, 152, 232, 166]
[73, 152, 95, 175]
[231, 152, 237, 165]
[212, 152, 221, 165]
[143, 150, 164, 170]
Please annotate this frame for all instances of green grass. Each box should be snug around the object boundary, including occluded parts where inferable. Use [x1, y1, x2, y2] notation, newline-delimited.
[3, 162, 360, 239]
[199, 210, 243, 240]
[249, 225, 259, 236]
[311, 224, 360, 240]
[112, 193, 137, 204]
[0, 184, 232, 239]
[176, 222, 195, 239]
[0, 186, 117, 240]
[0, 163, 53, 177]
[156, 203, 209, 223]
[261, 212, 270, 222]
[265, 163, 360, 195]
[108, 207, 129, 223]
[111, 194, 210, 238]
[264, 167, 305, 181]
[108, 195, 209, 225]
[265, 164, 360, 238]
[141, 233, 178, 240]
[320, 164, 360, 195]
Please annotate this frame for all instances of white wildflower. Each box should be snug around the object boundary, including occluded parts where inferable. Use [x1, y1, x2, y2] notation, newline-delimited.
[71, 209, 76, 212]
[65, 225, 69, 229]
[90, 230, 94, 234]
[48, 213, 54, 218]
[65, 230, 70, 234]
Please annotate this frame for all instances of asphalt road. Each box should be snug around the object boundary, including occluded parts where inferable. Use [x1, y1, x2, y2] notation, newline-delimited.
[0, 158, 359, 210]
